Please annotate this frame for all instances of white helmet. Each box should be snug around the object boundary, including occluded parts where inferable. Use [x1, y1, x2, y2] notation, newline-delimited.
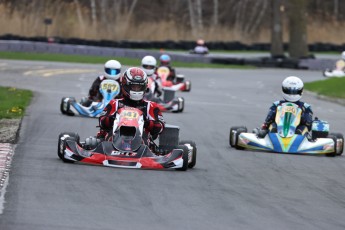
[282, 76, 304, 102]
[341, 51, 345, 60]
[104, 60, 121, 80]
[141, 56, 157, 76]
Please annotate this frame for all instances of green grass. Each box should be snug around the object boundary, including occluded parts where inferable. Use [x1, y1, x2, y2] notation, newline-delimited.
[304, 77, 345, 99]
[0, 51, 253, 69]
[0, 86, 33, 119]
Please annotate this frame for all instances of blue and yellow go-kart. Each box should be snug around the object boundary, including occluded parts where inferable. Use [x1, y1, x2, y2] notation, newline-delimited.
[60, 79, 120, 117]
[229, 102, 344, 157]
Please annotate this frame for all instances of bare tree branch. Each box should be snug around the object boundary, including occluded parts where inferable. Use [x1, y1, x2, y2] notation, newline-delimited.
[90, 0, 97, 26]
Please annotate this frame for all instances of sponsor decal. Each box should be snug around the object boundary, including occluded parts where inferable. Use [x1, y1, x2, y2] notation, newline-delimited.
[110, 151, 137, 156]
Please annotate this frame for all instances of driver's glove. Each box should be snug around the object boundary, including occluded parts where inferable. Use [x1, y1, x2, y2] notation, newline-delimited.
[144, 120, 163, 137]
[261, 123, 269, 130]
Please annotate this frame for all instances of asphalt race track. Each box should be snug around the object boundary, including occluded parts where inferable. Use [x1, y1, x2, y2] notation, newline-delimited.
[0, 60, 345, 230]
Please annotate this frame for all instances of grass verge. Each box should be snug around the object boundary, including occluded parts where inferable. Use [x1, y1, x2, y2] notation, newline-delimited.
[304, 77, 345, 99]
[0, 51, 253, 69]
[0, 86, 33, 119]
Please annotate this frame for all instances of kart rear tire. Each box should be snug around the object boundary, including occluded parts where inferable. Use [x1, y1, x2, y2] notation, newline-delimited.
[179, 140, 197, 168]
[58, 132, 80, 163]
[326, 134, 337, 157]
[184, 81, 191, 92]
[229, 126, 247, 147]
[176, 145, 189, 171]
[329, 133, 344, 156]
[235, 128, 247, 150]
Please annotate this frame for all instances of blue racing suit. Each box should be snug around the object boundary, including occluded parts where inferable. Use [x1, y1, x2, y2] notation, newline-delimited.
[262, 100, 313, 134]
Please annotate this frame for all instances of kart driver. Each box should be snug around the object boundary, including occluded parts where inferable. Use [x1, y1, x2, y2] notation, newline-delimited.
[193, 39, 209, 55]
[97, 67, 165, 142]
[259, 76, 313, 137]
[81, 59, 122, 106]
[334, 51, 345, 71]
[141, 55, 163, 97]
[156, 54, 177, 82]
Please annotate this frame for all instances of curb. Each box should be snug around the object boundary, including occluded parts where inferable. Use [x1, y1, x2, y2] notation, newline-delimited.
[305, 91, 345, 106]
[0, 118, 21, 214]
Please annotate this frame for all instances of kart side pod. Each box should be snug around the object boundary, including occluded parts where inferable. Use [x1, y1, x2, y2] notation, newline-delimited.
[159, 124, 180, 152]
[312, 119, 329, 139]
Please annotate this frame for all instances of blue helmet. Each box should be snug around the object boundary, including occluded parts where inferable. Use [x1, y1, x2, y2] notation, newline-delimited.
[159, 54, 171, 66]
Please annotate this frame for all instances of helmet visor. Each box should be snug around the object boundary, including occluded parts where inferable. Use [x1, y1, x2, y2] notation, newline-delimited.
[282, 87, 303, 95]
[129, 83, 147, 92]
[105, 68, 121, 76]
[142, 65, 155, 70]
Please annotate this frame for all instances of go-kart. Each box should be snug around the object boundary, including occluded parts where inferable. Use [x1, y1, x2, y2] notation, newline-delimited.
[58, 107, 197, 170]
[189, 46, 209, 55]
[229, 102, 344, 157]
[323, 69, 345, 78]
[323, 60, 345, 78]
[156, 66, 191, 92]
[145, 77, 184, 113]
[60, 79, 120, 117]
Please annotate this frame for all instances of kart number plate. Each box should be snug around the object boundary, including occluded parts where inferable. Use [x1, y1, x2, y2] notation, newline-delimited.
[101, 83, 118, 92]
[283, 106, 296, 115]
[121, 111, 139, 119]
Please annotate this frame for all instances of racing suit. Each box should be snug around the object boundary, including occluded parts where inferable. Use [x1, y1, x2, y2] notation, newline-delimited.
[97, 97, 165, 140]
[156, 65, 176, 82]
[262, 100, 313, 135]
[335, 59, 345, 71]
[193, 45, 209, 54]
[148, 73, 163, 97]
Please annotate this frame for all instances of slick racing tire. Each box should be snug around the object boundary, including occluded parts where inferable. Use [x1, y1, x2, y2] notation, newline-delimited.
[60, 97, 68, 114]
[179, 140, 197, 168]
[229, 126, 247, 147]
[58, 132, 80, 163]
[329, 133, 344, 156]
[326, 134, 337, 157]
[235, 128, 247, 150]
[184, 80, 191, 92]
[178, 97, 184, 113]
[60, 97, 76, 116]
[172, 97, 184, 113]
[176, 145, 189, 171]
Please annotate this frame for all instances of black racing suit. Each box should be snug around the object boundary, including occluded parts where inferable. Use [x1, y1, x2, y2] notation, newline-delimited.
[262, 100, 313, 135]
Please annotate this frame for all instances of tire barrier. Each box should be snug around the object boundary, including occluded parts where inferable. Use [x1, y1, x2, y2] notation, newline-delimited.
[0, 38, 340, 70]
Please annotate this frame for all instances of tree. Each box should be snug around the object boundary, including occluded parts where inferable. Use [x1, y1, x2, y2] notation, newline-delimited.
[270, 0, 284, 57]
[213, 0, 218, 26]
[288, 0, 309, 58]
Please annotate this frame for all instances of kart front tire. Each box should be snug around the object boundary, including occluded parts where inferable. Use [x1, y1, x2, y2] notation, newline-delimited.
[176, 145, 189, 171]
[178, 97, 184, 113]
[235, 128, 247, 150]
[58, 132, 80, 163]
[60, 97, 68, 114]
[179, 140, 197, 168]
[229, 126, 247, 147]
